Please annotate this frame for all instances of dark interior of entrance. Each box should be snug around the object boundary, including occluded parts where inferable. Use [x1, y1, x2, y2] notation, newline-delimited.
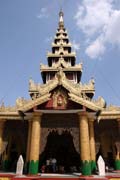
[2, 121, 28, 172]
[40, 130, 80, 173]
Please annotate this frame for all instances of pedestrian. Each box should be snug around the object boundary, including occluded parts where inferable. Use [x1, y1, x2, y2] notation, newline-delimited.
[41, 165, 46, 173]
[51, 158, 57, 173]
[46, 159, 50, 172]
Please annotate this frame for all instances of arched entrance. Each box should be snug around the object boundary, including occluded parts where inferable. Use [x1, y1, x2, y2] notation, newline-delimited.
[40, 130, 80, 172]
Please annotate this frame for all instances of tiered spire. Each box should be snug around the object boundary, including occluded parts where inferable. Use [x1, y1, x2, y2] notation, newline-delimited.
[29, 11, 95, 100]
[40, 10, 82, 84]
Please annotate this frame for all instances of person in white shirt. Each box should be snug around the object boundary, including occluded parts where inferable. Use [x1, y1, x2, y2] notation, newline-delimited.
[51, 158, 57, 173]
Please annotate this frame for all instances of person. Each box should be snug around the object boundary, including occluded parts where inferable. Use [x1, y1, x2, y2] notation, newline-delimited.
[51, 158, 57, 173]
[41, 164, 46, 173]
[46, 159, 50, 172]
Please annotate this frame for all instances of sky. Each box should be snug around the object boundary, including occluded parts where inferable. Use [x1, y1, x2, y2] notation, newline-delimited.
[0, 0, 120, 107]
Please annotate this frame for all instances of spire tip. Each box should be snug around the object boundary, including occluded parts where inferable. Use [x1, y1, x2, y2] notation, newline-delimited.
[59, 9, 64, 18]
[59, 9, 64, 28]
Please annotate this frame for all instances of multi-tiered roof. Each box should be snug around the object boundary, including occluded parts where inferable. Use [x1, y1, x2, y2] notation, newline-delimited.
[0, 11, 107, 114]
[29, 11, 97, 103]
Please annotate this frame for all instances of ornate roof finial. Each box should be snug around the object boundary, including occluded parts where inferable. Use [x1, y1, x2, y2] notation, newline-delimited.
[59, 9, 64, 21]
[59, 9, 64, 28]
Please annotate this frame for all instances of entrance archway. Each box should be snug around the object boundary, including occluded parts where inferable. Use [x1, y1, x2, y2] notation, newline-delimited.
[40, 130, 80, 172]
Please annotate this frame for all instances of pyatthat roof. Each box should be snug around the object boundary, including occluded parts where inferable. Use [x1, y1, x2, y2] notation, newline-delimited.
[0, 68, 106, 117]
[25, 68, 105, 112]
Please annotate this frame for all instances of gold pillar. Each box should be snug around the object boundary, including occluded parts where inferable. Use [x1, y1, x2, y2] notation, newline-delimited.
[29, 112, 42, 174]
[117, 119, 120, 135]
[89, 119, 96, 161]
[114, 119, 120, 170]
[0, 120, 5, 154]
[0, 120, 8, 171]
[89, 118, 96, 172]
[26, 120, 32, 163]
[116, 119, 120, 160]
[79, 112, 91, 175]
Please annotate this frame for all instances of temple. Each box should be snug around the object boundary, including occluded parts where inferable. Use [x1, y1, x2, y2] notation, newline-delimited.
[0, 11, 120, 175]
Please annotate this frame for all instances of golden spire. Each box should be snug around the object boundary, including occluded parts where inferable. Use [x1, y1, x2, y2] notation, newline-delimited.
[59, 9, 64, 29]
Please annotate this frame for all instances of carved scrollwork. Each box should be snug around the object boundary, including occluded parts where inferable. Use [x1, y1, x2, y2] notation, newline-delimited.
[105, 105, 120, 111]
[92, 96, 106, 108]
[81, 79, 95, 90]
[62, 77, 95, 97]
[29, 78, 58, 98]
[0, 102, 17, 112]
[0, 97, 32, 112]
[16, 97, 30, 108]
[52, 89, 68, 109]
[55, 67, 65, 85]
[29, 78, 37, 91]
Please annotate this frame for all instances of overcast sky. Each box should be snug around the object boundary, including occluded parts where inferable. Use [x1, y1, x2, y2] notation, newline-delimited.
[0, 0, 120, 107]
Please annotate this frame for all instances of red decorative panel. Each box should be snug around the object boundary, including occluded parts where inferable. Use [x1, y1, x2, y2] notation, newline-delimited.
[44, 98, 53, 108]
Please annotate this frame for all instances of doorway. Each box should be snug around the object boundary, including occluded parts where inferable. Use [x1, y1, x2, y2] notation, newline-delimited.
[40, 130, 80, 172]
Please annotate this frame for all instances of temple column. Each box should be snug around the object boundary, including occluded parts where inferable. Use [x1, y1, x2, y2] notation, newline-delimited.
[114, 119, 120, 170]
[78, 113, 91, 175]
[25, 120, 32, 172]
[118, 119, 120, 134]
[29, 112, 42, 174]
[0, 120, 8, 170]
[0, 120, 5, 154]
[89, 118, 96, 172]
